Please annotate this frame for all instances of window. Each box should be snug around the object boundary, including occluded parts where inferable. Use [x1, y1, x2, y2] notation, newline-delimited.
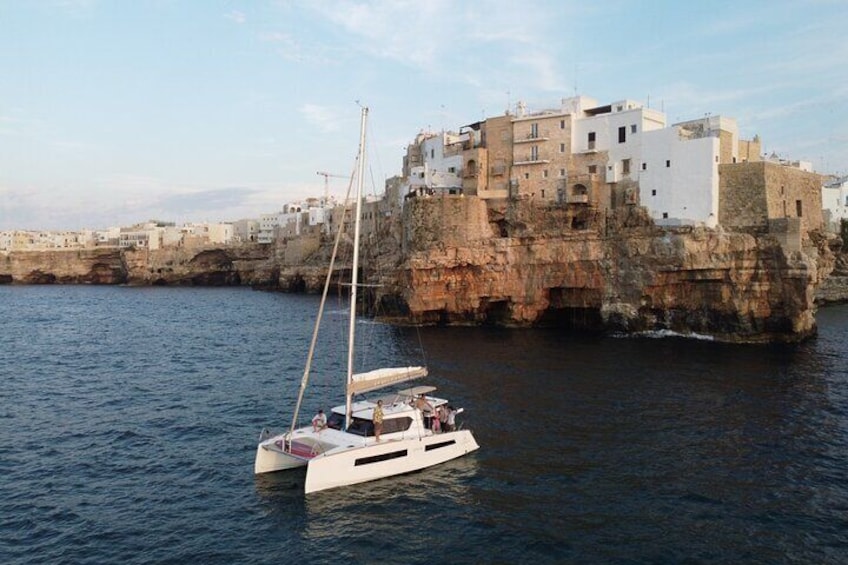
[355, 450, 408, 466]
[642, 163, 647, 171]
[651, 189, 657, 196]
[524, 172, 530, 180]
[618, 126, 626, 143]
[622, 158, 631, 175]
[631, 124, 637, 133]
[796, 200, 803, 217]
[588, 131, 596, 150]
[541, 189, 545, 198]
[560, 168, 566, 177]
[430, 149, 434, 158]
[448, 166, 456, 173]
[588, 165, 597, 174]
[662, 212, 668, 219]
[715, 156, 719, 163]
[560, 119, 565, 129]
[382, 417, 413, 434]
[543, 170, 549, 178]
[530, 123, 538, 138]
[666, 160, 671, 168]
[425, 440, 456, 452]
[560, 143, 565, 153]
[531, 145, 539, 161]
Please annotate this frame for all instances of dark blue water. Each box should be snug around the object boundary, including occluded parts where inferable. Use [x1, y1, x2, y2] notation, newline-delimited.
[1, 286, 846, 563]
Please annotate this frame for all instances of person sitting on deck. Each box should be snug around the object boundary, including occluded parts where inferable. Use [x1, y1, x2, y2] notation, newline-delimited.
[312, 409, 327, 432]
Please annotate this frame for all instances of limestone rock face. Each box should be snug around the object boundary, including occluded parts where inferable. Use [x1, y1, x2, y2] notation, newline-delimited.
[1, 248, 128, 284]
[0, 198, 838, 343]
[122, 245, 278, 286]
[370, 198, 829, 343]
[0, 245, 279, 287]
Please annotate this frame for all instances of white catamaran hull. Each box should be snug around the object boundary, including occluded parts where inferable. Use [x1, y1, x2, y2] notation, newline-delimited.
[304, 429, 479, 494]
[254, 438, 309, 474]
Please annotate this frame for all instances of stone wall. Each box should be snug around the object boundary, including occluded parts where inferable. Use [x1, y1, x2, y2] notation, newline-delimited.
[719, 161, 824, 235]
[402, 194, 493, 252]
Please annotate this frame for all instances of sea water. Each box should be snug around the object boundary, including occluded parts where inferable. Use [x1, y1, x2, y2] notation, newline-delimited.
[1, 286, 846, 563]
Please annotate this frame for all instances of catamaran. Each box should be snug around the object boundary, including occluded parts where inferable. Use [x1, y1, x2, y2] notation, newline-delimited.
[254, 107, 479, 494]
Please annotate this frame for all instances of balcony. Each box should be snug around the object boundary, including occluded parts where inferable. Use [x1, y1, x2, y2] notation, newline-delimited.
[513, 159, 550, 166]
[514, 132, 550, 144]
[566, 193, 590, 204]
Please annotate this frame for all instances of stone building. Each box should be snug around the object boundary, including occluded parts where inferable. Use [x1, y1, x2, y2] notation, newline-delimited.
[719, 160, 824, 247]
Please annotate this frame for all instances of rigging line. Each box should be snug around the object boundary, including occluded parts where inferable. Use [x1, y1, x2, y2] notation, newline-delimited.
[288, 154, 358, 439]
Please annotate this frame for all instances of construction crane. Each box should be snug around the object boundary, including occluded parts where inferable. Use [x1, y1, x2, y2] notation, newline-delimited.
[316, 171, 347, 205]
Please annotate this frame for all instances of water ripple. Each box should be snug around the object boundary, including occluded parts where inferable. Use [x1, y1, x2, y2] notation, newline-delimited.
[1, 287, 847, 563]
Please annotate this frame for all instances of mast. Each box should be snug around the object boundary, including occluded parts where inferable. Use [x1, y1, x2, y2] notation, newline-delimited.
[345, 106, 368, 429]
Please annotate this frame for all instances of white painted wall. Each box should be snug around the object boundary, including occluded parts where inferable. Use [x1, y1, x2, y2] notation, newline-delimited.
[572, 103, 666, 183]
[822, 177, 848, 229]
[641, 127, 720, 227]
[408, 133, 462, 190]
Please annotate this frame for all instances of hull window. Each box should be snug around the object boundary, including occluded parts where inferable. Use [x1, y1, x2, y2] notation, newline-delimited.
[355, 449, 408, 466]
[425, 440, 456, 452]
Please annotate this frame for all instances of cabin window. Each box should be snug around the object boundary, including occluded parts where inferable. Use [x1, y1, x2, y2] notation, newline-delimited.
[355, 450, 408, 466]
[425, 440, 457, 452]
[327, 412, 345, 430]
[381, 417, 413, 435]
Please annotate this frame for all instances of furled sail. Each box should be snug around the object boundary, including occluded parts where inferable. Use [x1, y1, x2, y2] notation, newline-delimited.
[348, 366, 428, 395]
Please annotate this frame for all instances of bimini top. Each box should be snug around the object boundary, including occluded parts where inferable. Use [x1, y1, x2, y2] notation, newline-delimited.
[348, 366, 428, 395]
[397, 385, 437, 398]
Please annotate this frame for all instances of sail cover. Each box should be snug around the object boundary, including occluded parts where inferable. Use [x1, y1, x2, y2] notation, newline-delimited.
[348, 366, 428, 395]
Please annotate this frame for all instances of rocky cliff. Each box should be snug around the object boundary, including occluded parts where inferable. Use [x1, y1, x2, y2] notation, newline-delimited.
[1, 197, 840, 343]
[0, 245, 279, 287]
[368, 197, 834, 343]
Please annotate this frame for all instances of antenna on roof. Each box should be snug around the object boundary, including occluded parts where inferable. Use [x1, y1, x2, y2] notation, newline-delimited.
[573, 63, 578, 96]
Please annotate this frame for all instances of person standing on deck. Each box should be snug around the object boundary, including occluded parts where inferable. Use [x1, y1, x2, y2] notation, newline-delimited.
[415, 394, 434, 429]
[373, 400, 384, 442]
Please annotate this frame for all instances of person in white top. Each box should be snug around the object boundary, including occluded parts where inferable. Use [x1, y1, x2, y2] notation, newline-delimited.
[312, 409, 327, 432]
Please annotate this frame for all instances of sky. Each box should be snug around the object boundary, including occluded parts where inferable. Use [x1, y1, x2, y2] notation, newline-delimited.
[1, 0, 847, 231]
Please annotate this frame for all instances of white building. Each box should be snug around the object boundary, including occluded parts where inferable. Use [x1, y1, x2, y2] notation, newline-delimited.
[570, 98, 667, 185]
[407, 131, 465, 195]
[640, 122, 723, 227]
[232, 219, 260, 243]
[822, 176, 848, 231]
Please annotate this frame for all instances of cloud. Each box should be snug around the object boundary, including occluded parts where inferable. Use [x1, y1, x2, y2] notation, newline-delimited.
[300, 104, 341, 133]
[225, 10, 246, 24]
